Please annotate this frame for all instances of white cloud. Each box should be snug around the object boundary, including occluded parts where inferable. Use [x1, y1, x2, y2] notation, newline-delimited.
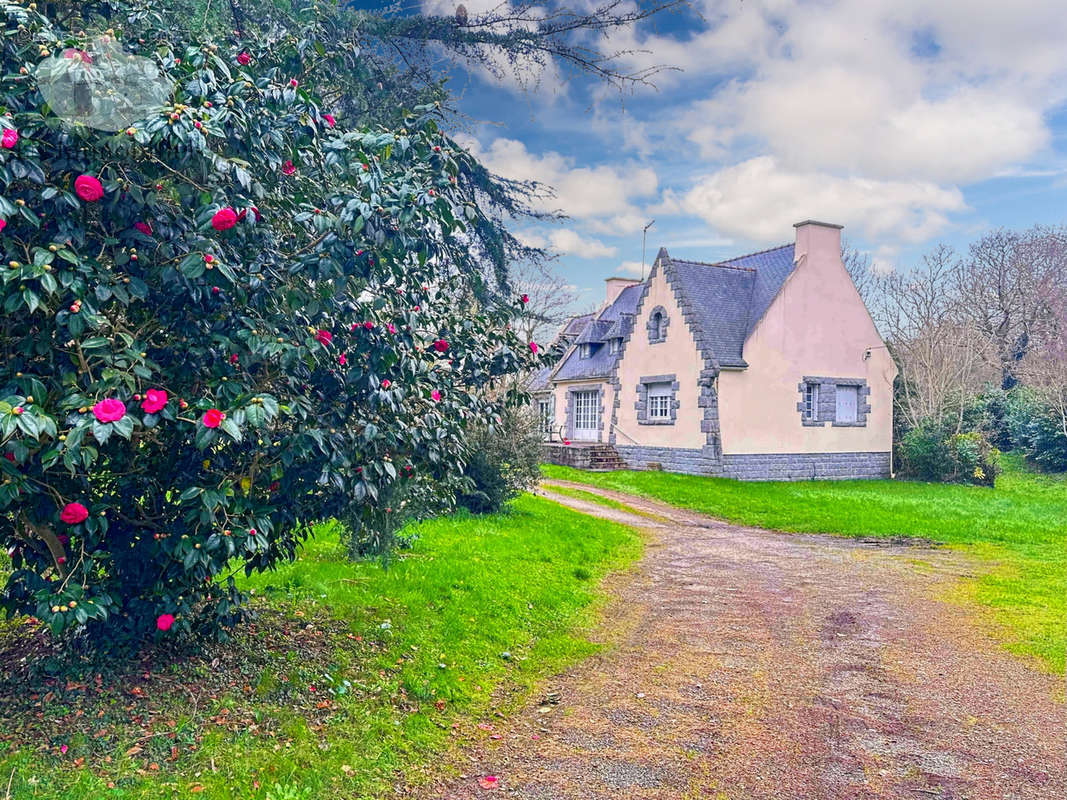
[616, 260, 647, 277]
[515, 227, 618, 259]
[456, 134, 658, 228]
[679, 156, 967, 244]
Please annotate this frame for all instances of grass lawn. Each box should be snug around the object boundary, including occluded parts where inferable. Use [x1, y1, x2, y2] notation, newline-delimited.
[542, 455, 1067, 673]
[0, 495, 641, 799]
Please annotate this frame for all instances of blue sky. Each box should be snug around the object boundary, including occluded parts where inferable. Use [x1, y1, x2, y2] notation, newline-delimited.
[425, 0, 1067, 308]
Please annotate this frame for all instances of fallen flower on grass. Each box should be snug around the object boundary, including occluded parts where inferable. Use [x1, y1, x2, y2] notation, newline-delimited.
[478, 776, 500, 790]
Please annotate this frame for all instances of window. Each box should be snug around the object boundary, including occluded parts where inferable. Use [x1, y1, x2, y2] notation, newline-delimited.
[803, 382, 819, 422]
[652, 312, 664, 339]
[579, 343, 592, 359]
[836, 385, 858, 423]
[608, 338, 620, 354]
[647, 382, 672, 420]
[572, 391, 600, 438]
[537, 398, 554, 435]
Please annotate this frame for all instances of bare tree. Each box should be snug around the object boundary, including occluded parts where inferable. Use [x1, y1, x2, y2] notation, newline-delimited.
[877, 245, 999, 432]
[841, 239, 878, 307]
[953, 225, 1067, 388]
[1017, 280, 1067, 438]
[513, 260, 580, 345]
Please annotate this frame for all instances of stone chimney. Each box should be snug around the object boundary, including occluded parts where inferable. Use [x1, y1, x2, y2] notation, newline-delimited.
[605, 276, 641, 306]
[793, 219, 843, 263]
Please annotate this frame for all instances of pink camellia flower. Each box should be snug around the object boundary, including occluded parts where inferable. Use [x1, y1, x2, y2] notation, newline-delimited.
[316, 329, 332, 346]
[229, 353, 239, 364]
[363, 321, 374, 330]
[387, 323, 397, 334]
[204, 254, 215, 264]
[0, 219, 6, 234]
[478, 776, 500, 790]
[529, 342, 539, 354]
[4, 452, 14, 463]
[156, 614, 175, 631]
[282, 160, 296, 176]
[1, 128, 18, 149]
[289, 78, 299, 88]
[211, 207, 237, 231]
[141, 389, 168, 414]
[92, 398, 126, 423]
[63, 48, 92, 64]
[74, 174, 104, 202]
[521, 294, 529, 304]
[60, 744, 68, 755]
[431, 390, 442, 402]
[134, 221, 153, 236]
[60, 502, 89, 524]
[433, 339, 449, 353]
[563, 439, 571, 445]
[338, 353, 347, 366]
[202, 408, 223, 428]
[381, 379, 391, 389]
[323, 113, 336, 128]
[237, 51, 251, 65]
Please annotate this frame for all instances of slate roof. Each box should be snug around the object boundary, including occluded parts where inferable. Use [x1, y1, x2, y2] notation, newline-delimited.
[666, 243, 795, 368]
[548, 242, 796, 381]
[527, 365, 554, 392]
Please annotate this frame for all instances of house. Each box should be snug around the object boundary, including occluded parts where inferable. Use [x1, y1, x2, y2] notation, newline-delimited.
[533, 220, 898, 480]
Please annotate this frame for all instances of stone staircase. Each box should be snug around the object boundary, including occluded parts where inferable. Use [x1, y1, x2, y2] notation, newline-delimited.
[543, 442, 626, 472]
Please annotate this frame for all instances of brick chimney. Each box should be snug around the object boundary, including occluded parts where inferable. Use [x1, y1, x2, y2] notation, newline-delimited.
[793, 219, 843, 263]
[605, 276, 641, 306]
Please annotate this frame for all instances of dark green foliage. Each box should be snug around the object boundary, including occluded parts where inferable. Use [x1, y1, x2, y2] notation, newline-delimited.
[0, 0, 540, 643]
[1004, 389, 1067, 471]
[456, 404, 543, 514]
[897, 424, 1000, 486]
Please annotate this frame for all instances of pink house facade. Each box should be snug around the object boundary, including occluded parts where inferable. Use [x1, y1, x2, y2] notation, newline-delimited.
[533, 220, 898, 480]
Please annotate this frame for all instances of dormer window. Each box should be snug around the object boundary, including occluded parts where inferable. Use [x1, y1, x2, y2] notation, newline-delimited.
[579, 343, 592, 359]
[608, 338, 620, 354]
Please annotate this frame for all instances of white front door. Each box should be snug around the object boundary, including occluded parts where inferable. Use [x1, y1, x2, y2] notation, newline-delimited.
[572, 391, 600, 441]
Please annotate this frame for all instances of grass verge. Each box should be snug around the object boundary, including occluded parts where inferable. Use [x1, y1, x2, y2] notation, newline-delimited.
[541, 455, 1066, 673]
[0, 495, 642, 799]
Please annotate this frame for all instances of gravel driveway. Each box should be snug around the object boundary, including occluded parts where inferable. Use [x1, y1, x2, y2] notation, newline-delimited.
[421, 482, 1064, 800]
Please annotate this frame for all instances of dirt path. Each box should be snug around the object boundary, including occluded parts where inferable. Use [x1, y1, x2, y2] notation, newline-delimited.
[420, 482, 1065, 800]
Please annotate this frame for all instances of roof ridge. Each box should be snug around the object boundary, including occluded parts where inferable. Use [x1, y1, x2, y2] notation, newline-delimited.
[720, 241, 794, 263]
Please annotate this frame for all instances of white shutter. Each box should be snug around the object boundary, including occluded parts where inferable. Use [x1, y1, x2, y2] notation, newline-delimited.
[836, 385, 858, 423]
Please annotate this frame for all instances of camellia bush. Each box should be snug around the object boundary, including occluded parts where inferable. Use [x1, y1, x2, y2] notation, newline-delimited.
[0, 0, 541, 643]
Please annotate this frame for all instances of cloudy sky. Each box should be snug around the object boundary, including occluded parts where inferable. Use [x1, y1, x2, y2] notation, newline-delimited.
[432, 0, 1067, 305]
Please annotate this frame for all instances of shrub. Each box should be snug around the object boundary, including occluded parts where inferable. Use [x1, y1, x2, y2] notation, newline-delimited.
[1005, 389, 1067, 471]
[897, 423, 1000, 486]
[456, 404, 543, 514]
[0, 2, 539, 643]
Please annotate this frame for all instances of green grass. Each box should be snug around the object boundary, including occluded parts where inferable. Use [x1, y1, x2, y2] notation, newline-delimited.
[542, 455, 1067, 673]
[0, 496, 642, 799]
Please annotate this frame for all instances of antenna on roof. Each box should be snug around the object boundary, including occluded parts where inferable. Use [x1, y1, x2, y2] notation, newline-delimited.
[641, 220, 655, 281]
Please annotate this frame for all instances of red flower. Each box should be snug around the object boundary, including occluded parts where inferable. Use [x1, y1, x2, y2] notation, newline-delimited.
[202, 409, 223, 428]
[431, 390, 442, 402]
[134, 221, 153, 236]
[62, 48, 93, 64]
[141, 389, 168, 414]
[282, 160, 296, 176]
[3, 452, 14, 463]
[229, 353, 239, 364]
[387, 323, 397, 334]
[74, 175, 104, 202]
[60, 502, 89, 525]
[211, 207, 237, 231]
[316, 329, 332, 346]
[237, 51, 251, 65]
[363, 321, 374, 330]
[529, 342, 539, 354]
[156, 614, 175, 631]
[478, 776, 500, 790]
[204, 254, 215, 264]
[1, 128, 18, 149]
[521, 294, 529, 304]
[289, 78, 299, 88]
[0, 219, 6, 234]
[92, 398, 126, 423]
[338, 353, 347, 366]
[433, 339, 449, 353]
[563, 439, 571, 445]
[381, 379, 391, 389]
[323, 113, 336, 128]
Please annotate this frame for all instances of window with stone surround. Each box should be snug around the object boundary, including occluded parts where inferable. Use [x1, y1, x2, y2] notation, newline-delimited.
[647, 306, 669, 344]
[797, 377, 870, 427]
[637, 374, 679, 425]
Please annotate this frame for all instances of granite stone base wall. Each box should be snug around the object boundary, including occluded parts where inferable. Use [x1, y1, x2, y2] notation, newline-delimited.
[615, 445, 722, 475]
[542, 443, 595, 469]
[721, 451, 891, 481]
[613, 446, 891, 480]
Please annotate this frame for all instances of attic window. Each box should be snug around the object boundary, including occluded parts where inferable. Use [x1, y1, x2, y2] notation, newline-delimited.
[608, 338, 620, 354]
[647, 306, 669, 344]
[579, 343, 592, 359]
